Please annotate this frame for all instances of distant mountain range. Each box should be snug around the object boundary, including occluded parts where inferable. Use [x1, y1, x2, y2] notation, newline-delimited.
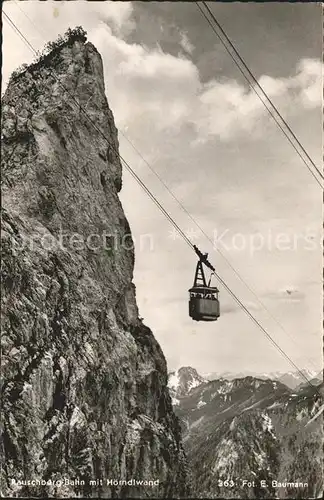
[168, 367, 323, 498]
[204, 369, 322, 390]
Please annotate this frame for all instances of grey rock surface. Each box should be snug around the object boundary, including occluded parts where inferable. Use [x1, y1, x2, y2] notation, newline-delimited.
[1, 33, 189, 499]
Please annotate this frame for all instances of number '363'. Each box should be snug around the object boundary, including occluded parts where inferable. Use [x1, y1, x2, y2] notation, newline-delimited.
[218, 480, 235, 487]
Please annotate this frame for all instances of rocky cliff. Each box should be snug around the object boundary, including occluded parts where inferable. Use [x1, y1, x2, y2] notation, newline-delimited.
[1, 29, 189, 498]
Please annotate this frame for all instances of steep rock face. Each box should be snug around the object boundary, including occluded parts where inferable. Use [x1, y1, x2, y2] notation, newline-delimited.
[1, 35, 189, 498]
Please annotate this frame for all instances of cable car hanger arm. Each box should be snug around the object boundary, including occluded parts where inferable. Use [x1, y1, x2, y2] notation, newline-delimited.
[193, 244, 216, 272]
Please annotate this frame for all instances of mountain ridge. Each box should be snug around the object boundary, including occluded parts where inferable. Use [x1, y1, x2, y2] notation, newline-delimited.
[168, 366, 323, 498]
[170, 367, 321, 390]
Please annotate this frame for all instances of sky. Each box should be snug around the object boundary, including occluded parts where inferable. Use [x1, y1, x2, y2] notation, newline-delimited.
[2, 1, 323, 376]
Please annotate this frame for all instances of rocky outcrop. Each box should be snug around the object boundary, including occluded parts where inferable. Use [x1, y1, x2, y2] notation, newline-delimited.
[1, 30, 189, 498]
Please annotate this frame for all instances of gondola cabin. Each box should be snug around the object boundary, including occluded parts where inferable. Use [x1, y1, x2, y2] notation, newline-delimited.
[189, 285, 220, 321]
[189, 247, 220, 322]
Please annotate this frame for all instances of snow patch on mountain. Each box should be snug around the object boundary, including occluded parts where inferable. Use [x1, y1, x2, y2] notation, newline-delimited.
[191, 416, 205, 429]
[261, 412, 276, 439]
[213, 439, 238, 474]
[168, 372, 180, 393]
[168, 366, 206, 399]
[217, 381, 234, 394]
[306, 403, 324, 426]
[188, 378, 202, 391]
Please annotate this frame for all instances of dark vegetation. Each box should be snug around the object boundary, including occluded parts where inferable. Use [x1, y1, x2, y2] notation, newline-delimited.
[9, 27, 87, 84]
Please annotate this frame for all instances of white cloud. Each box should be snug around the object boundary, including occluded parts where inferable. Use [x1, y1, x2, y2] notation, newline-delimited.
[259, 58, 323, 110]
[265, 289, 304, 301]
[193, 58, 323, 143]
[91, 23, 199, 132]
[3, 3, 322, 144]
[91, 24, 322, 143]
[179, 31, 195, 55]
[295, 58, 323, 109]
[99, 2, 135, 35]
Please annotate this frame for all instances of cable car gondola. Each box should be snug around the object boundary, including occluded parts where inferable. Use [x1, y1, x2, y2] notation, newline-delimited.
[189, 246, 220, 322]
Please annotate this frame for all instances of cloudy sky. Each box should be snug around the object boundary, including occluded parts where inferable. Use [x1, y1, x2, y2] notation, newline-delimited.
[2, 1, 322, 376]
